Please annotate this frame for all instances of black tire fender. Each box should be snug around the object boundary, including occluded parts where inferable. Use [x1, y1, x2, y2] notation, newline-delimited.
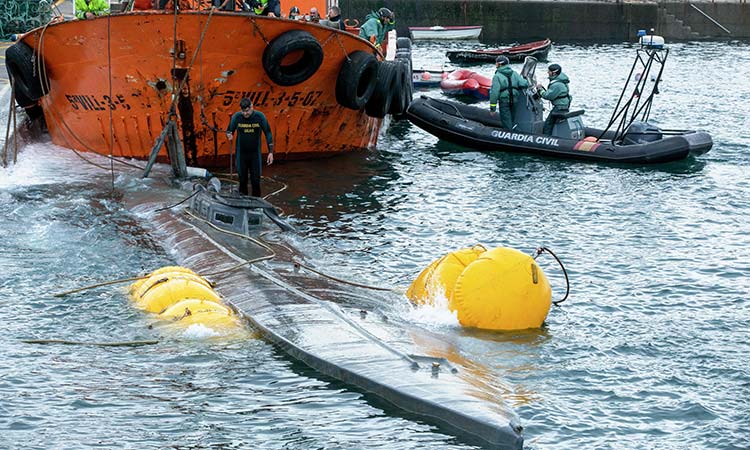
[335, 51, 378, 110]
[365, 61, 397, 119]
[388, 62, 407, 116]
[262, 30, 324, 86]
[396, 37, 412, 50]
[391, 60, 413, 119]
[5, 41, 47, 107]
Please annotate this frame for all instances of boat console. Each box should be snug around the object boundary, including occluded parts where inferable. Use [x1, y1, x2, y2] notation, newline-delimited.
[512, 56, 586, 139]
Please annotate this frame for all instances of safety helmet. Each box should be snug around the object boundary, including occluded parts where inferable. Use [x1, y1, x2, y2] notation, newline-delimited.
[377, 7, 393, 21]
[548, 63, 562, 75]
[495, 55, 509, 66]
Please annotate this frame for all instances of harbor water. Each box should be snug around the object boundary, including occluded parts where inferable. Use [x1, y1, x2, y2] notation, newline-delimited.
[1, 41, 749, 449]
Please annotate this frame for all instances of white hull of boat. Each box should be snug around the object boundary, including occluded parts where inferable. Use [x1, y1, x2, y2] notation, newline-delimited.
[409, 26, 482, 40]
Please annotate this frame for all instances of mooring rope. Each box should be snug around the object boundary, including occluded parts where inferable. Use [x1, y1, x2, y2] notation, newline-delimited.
[107, 11, 115, 190]
[53, 275, 147, 297]
[152, 189, 201, 212]
[1, 80, 14, 167]
[22, 339, 158, 347]
[291, 257, 401, 293]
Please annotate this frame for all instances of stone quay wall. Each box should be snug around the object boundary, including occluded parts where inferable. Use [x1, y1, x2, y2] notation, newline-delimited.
[338, 0, 750, 42]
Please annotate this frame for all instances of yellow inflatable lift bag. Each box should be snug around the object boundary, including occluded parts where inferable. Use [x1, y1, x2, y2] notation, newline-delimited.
[132, 270, 220, 313]
[407, 246, 552, 331]
[128, 266, 201, 296]
[406, 245, 486, 304]
[129, 266, 241, 331]
[159, 299, 241, 329]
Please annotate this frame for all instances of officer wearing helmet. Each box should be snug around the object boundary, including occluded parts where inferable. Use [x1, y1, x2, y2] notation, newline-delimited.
[359, 7, 395, 50]
[489, 55, 529, 130]
[536, 63, 571, 135]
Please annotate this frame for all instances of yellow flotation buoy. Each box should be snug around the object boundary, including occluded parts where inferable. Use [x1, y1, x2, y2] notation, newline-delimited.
[406, 245, 486, 305]
[129, 266, 241, 332]
[158, 298, 241, 330]
[132, 271, 219, 313]
[407, 246, 552, 331]
[129, 266, 202, 296]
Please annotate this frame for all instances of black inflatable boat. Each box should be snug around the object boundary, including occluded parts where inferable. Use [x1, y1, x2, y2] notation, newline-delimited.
[406, 96, 712, 164]
[407, 36, 713, 164]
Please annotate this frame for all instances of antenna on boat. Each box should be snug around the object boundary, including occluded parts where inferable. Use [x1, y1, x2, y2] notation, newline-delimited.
[597, 29, 669, 143]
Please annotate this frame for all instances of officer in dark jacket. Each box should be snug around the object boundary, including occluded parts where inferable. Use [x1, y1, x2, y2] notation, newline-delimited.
[489, 55, 529, 130]
[320, 5, 346, 30]
[537, 63, 572, 135]
[226, 98, 274, 197]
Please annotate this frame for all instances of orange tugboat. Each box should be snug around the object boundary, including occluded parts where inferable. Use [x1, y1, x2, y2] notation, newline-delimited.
[6, 6, 411, 168]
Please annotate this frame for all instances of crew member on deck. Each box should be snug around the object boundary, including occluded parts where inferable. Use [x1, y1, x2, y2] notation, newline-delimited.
[308, 7, 321, 22]
[320, 6, 346, 30]
[75, 0, 109, 19]
[288, 5, 301, 19]
[213, 0, 236, 12]
[359, 7, 395, 50]
[537, 63, 572, 135]
[489, 56, 529, 130]
[226, 98, 274, 197]
[251, 0, 280, 16]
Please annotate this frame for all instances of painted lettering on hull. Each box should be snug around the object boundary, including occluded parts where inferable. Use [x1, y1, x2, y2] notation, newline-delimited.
[490, 130, 559, 147]
[220, 90, 323, 108]
[65, 94, 132, 111]
[63, 90, 324, 113]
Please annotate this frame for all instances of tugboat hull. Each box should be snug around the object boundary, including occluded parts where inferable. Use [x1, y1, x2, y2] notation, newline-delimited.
[11, 13, 387, 166]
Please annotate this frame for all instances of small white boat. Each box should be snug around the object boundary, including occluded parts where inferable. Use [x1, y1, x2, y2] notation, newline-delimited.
[408, 25, 482, 40]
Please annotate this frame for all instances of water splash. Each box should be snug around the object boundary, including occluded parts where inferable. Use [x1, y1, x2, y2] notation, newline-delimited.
[401, 290, 460, 329]
[181, 323, 222, 339]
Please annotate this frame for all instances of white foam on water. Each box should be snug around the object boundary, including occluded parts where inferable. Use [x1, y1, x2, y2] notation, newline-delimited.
[401, 288, 461, 329]
[181, 323, 221, 339]
[0, 142, 105, 187]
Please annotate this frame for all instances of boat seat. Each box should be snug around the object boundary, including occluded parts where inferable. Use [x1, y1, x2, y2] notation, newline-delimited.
[550, 109, 584, 120]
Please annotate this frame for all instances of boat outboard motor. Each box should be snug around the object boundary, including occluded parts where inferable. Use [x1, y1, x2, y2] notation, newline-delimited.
[512, 56, 544, 134]
[622, 121, 662, 145]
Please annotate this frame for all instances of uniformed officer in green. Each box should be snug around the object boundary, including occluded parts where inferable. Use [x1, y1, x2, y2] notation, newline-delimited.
[226, 98, 274, 197]
[489, 56, 529, 130]
[75, 0, 109, 19]
[537, 63, 572, 135]
[359, 8, 395, 50]
[251, 0, 280, 16]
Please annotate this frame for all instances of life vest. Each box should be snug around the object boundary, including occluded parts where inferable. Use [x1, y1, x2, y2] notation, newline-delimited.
[253, 0, 268, 15]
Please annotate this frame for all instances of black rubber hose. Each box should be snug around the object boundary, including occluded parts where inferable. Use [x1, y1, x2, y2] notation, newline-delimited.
[533, 246, 570, 306]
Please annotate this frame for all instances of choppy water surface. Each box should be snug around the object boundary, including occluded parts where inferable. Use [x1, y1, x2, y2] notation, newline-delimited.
[1, 41, 749, 449]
